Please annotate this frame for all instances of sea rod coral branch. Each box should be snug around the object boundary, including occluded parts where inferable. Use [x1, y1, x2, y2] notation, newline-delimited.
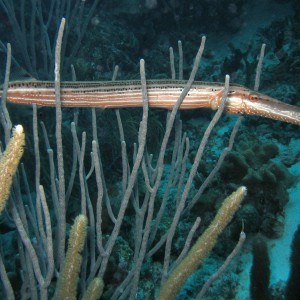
[56, 214, 88, 300]
[0, 124, 25, 214]
[158, 186, 247, 300]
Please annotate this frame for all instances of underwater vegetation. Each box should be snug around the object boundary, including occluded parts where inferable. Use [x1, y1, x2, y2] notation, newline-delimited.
[0, 0, 300, 299]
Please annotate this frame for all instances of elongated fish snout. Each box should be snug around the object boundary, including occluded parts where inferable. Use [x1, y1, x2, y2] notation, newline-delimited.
[241, 92, 300, 125]
[244, 97, 300, 125]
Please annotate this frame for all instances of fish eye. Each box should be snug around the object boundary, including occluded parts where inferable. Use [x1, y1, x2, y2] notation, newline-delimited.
[250, 94, 259, 100]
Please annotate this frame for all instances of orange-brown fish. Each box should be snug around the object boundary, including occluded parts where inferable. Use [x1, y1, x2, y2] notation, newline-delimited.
[2, 80, 300, 125]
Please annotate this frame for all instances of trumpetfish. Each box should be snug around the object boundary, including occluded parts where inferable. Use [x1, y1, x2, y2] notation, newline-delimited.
[1, 79, 300, 125]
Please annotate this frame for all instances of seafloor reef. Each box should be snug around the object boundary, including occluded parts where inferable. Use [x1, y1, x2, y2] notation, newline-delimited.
[1, 0, 300, 299]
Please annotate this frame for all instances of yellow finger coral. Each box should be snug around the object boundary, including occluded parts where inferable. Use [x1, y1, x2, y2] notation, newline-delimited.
[82, 277, 104, 300]
[56, 214, 88, 300]
[158, 186, 247, 300]
[0, 125, 25, 214]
